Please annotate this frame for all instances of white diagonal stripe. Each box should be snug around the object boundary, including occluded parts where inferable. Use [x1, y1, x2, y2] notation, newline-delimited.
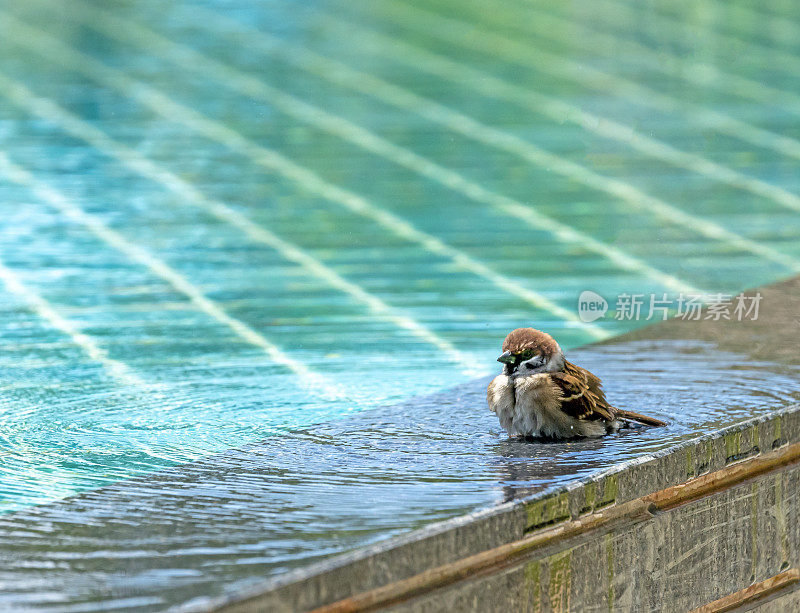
[0, 228, 146, 388]
[55, 2, 699, 295]
[0, 16, 606, 338]
[370, 0, 800, 162]
[309, 7, 800, 213]
[599, 0, 800, 75]
[139, 3, 800, 274]
[0, 77, 470, 367]
[0, 152, 347, 399]
[535, 0, 800, 119]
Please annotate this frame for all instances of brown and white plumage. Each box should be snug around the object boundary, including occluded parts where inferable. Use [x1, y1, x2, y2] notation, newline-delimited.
[487, 328, 666, 439]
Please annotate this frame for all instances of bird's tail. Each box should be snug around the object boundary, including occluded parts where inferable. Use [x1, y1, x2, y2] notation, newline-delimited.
[616, 409, 667, 427]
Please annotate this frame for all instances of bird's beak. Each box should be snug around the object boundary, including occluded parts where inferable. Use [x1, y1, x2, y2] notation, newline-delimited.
[497, 351, 514, 364]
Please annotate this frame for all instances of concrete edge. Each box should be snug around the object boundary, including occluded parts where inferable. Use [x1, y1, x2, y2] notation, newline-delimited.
[178, 275, 800, 612]
[179, 402, 800, 612]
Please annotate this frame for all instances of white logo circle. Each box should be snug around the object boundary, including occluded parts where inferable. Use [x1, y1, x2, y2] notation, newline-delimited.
[578, 291, 608, 322]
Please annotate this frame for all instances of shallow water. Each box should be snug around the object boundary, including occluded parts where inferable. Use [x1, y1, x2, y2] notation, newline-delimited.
[2, 340, 799, 611]
[2, 0, 800, 518]
[2, 0, 800, 609]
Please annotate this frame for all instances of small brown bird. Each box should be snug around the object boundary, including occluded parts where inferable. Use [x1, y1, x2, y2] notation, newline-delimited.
[487, 328, 666, 439]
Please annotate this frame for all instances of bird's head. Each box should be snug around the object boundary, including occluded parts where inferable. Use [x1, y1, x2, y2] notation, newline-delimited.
[497, 327, 564, 376]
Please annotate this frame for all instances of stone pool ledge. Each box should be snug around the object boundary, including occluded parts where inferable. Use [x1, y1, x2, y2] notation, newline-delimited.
[190, 277, 800, 612]
[186, 405, 800, 613]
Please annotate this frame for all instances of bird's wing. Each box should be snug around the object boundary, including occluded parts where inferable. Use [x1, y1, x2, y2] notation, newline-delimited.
[550, 366, 615, 422]
[564, 360, 605, 395]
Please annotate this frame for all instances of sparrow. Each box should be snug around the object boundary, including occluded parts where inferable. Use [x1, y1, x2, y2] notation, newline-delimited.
[487, 327, 666, 439]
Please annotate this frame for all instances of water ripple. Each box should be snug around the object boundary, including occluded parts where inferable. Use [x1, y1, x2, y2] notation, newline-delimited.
[1, 340, 799, 611]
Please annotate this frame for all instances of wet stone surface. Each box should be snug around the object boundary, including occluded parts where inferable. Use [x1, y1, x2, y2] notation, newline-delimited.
[2, 337, 799, 611]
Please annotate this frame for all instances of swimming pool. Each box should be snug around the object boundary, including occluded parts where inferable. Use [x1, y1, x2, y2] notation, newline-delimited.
[1, 0, 799, 609]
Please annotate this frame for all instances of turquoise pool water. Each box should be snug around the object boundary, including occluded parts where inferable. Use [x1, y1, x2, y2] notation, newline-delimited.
[1, 0, 800, 608]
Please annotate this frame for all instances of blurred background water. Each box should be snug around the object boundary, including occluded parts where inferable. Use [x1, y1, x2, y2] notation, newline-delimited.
[1, 0, 800, 609]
